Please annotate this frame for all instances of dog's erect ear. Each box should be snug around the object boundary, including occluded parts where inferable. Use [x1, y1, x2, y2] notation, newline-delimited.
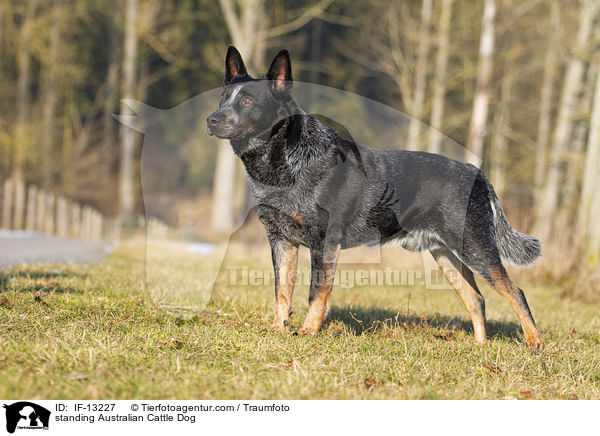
[266, 49, 293, 96]
[224, 46, 248, 85]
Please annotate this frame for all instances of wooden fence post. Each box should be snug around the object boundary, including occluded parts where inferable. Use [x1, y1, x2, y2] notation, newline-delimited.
[70, 202, 81, 239]
[81, 206, 90, 240]
[80, 206, 86, 240]
[44, 192, 55, 234]
[2, 180, 119, 243]
[90, 209, 97, 241]
[12, 178, 25, 230]
[105, 217, 120, 243]
[95, 212, 103, 242]
[25, 185, 37, 232]
[87, 207, 93, 240]
[56, 196, 68, 238]
[1, 178, 13, 229]
[35, 190, 46, 232]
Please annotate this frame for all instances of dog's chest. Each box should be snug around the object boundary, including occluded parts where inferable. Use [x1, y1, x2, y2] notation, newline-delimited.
[250, 179, 324, 246]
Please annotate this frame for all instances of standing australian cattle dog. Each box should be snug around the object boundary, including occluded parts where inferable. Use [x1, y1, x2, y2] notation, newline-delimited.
[207, 46, 544, 351]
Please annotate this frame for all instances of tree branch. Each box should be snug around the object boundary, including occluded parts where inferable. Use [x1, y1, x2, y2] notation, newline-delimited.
[255, 0, 333, 42]
[218, 0, 243, 44]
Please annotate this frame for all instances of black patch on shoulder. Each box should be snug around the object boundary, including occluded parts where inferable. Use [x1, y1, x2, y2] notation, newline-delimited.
[270, 119, 286, 138]
[366, 183, 405, 242]
[285, 115, 303, 150]
[313, 114, 352, 141]
[312, 114, 367, 177]
[335, 137, 367, 177]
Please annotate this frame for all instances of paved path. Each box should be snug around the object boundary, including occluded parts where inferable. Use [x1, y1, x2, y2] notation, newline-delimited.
[0, 231, 110, 268]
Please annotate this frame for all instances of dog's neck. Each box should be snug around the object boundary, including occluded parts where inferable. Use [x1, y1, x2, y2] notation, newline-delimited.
[233, 102, 336, 185]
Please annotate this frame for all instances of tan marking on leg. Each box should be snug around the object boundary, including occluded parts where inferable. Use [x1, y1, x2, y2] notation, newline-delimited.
[300, 279, 336, 335]
[269, 243, 298, 333]
[290, 213, 304, 226]
[489, 266, 544, 350]
[433, 250, 487, 344]
[300, 243, 340, 335]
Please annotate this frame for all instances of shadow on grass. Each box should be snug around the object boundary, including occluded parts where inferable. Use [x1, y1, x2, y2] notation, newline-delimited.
[0, 269, 87, 294]
[327, 306, 522, 341]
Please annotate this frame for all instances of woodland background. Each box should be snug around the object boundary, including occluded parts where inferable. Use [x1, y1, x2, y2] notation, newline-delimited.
[1, 0, 599, 301]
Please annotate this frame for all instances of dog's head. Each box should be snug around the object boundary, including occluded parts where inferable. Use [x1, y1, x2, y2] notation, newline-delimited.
[206, 46, 293, 144]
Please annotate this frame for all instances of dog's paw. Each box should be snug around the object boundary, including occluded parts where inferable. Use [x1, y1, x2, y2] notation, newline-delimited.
[268, 322, 288, 333]
[528, 340, 545, 353]
[525, 334, 545, 353]
[297, 327, 318, 336]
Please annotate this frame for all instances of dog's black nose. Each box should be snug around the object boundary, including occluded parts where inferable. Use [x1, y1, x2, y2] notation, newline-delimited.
[207, 115, 221, 127]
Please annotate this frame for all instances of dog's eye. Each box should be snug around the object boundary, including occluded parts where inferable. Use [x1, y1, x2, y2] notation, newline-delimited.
[241, 96, 253, 106]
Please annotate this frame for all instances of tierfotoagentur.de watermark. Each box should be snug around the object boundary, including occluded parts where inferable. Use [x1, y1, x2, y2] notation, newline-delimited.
[226, 265, 455, 290]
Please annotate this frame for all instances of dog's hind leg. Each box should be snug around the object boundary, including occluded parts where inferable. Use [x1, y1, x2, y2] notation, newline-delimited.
[457, 171, 543, 350]
[300, 241, 341, 336]
[431, 247, 487, 344]
[268, 239, 298, 332]
[458, 233, 544, 350]
[486, 265, 544, 351]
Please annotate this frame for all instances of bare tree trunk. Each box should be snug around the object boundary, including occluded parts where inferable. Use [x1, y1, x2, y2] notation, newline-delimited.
[118, 0, 138, 223]
[466, 0, 496, 166]
[534, 0, 559, 198]
[102, 0, 122, 185]
[428, 0, 453, 154]
[12, 0, 38, 229]
[61, 105, 73, 194]
[559, 64, 596, 229]
[533, 0, 596, 242]
[490, 64, 513, 199]
[212, 0, 264, 233]
[211, 0, 330, 233]
[0, 3, 4, 75]
[578, 66, 600, 263]
[307, 19, 322, 110]
[40, 1, 59, 189]
[211, 143, 238, 233]
[407, 0, 432, 151]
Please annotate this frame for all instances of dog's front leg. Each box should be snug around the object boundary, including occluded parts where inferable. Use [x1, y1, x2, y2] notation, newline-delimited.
[268, 238, 299, 332]
[300, 240, 341, 336]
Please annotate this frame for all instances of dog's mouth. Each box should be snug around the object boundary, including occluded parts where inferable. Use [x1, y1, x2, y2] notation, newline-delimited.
[207, 122, 257, 141]
[206, 124, 234, 139]
[206, 125, 218, 137]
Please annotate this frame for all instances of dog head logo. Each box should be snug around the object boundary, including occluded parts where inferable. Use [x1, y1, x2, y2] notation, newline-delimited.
[3, 402, 50, 433]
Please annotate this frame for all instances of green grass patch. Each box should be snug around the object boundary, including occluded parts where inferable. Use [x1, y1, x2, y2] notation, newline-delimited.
[0, 242, 599, 399]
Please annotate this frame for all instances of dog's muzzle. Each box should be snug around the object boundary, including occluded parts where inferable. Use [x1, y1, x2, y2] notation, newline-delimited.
[206, 113, 224, 136]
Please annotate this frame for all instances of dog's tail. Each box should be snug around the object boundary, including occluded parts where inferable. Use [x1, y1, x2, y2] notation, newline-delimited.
[487, 182, 541, 267]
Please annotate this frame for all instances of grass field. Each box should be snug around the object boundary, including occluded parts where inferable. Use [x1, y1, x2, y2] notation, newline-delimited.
[0, 241, 599, 400]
